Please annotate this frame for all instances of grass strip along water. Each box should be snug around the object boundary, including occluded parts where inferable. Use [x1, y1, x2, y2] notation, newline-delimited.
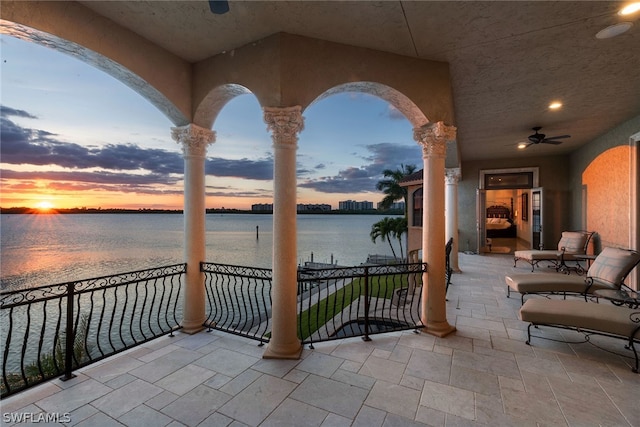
[297, 272, 421, 340]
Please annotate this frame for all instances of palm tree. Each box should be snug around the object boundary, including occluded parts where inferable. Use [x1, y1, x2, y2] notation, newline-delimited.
[390, 216, 407, 261]
[376, 164, 417, 216]
[370, 217, 398, 260]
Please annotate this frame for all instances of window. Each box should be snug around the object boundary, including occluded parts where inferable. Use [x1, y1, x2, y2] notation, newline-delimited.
[413, 188, 423, 227]
[484, 172, 534, 190]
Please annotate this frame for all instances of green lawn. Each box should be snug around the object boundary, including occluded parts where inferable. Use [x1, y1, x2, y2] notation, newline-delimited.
[297, 272, 422, 340]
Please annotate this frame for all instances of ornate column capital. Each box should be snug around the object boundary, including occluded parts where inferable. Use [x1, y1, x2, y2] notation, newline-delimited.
[171, 124, 216, 157]
[413, 121, 457, 159]
[445, 167, 461, 184]
[264, 106, 304, 148]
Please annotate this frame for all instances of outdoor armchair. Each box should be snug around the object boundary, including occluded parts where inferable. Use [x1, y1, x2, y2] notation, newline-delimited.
[513, 230, 594, 273]
[506, 246, 640, 304]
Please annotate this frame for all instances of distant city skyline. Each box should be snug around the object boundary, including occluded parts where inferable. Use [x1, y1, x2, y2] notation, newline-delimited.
[0, 35, 423, 210]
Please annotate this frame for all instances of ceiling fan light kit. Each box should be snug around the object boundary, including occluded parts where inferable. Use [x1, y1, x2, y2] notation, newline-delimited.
[209, 0, 230, 15]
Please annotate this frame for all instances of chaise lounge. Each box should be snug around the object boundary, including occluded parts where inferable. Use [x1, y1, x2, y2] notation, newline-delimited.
[506, 246, 640, 304]
[519, 298, 640, 372]
[513, 230, 594, 273]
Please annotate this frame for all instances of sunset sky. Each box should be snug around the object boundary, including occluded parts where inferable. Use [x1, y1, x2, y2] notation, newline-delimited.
[0, 35, 423, 210]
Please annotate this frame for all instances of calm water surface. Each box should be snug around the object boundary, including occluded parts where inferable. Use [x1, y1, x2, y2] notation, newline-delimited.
[1, 213, 402, 290]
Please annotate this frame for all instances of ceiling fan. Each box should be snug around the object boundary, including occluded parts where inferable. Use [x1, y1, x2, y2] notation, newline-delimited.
[521, 126, 571, 148]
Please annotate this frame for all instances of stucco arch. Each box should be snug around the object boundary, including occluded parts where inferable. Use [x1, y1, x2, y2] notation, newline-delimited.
[193, 81, 428, 135]
[192, 33, 458, 165]
[194, 84, 254, 130]
[0, 2, 191, 125]
[195, 32, 454, 121]
[305, 81, 460, 168]
[309, 82, 429, 129]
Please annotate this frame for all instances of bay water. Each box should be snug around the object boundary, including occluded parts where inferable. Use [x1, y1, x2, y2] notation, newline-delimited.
[1, 213, 403, 290]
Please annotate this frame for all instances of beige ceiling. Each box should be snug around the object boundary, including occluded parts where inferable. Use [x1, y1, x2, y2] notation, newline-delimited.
[75, 1, 640, 161]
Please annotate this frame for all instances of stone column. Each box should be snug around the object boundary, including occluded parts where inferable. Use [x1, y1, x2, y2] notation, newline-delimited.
[445, 167, 462, 272]
[414, 122, 456, 337]
[171, 124, 215, 334]
[263, 106, 304, 359]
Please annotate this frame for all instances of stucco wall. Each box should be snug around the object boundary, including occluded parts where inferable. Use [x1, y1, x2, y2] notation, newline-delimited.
[193, 33, 454, 129]
[569, 115, 640, 250]
[459, 155, 571, 252]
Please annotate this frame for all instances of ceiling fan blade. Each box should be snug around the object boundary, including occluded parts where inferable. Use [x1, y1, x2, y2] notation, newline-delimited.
[523, 127, 569, 147]
[544, 135, 571, 140]
[528, 135, 544, 143]
[209, 0, 229, 14]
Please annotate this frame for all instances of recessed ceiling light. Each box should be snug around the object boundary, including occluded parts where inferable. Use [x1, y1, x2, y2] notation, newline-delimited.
[517, 143, 528, 149]
[596, 22, 633, 39]
[549, 102, 562, 110]
[619, 2, 640, 15]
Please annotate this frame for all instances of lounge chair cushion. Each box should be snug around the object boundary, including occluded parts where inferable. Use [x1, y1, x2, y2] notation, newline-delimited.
[505, 273, 615, 295]
[514, 250, 561, 261]
[587, 247, 640, 287]
[519, 299, 639, 338]
[557, 231, 589, 254]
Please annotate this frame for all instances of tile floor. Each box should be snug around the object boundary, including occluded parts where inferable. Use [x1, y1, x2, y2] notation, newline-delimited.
[2, 253, 639, 426]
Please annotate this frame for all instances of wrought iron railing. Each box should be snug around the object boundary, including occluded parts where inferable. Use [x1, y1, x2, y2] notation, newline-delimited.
[201, 262, 273, 344]
[1, 264, 185, 397]
[3, 260, 427, 397]
[297, 263, 426, 347]
[201, 262, 427, 348]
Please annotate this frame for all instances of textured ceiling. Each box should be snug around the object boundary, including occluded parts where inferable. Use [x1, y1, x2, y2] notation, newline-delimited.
[78, 1, 640, 162]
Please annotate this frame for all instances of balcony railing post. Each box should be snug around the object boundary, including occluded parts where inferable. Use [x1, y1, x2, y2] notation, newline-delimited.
[362, 266, 371, 342]
[61, 282, 76, 381]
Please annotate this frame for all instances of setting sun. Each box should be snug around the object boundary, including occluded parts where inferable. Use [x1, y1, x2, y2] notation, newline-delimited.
[35, 201, 55, 211]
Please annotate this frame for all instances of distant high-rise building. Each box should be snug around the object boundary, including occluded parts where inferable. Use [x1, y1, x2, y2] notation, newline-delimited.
[252, 203, 332, 212]
[297, 203, 332, 212]
[338, 200, 374, 211]
[251, 203, 273, 212]
[377, 201, 405, 211]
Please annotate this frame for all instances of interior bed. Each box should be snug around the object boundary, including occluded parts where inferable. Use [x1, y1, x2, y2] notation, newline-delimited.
[486, 205, 517, 238]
